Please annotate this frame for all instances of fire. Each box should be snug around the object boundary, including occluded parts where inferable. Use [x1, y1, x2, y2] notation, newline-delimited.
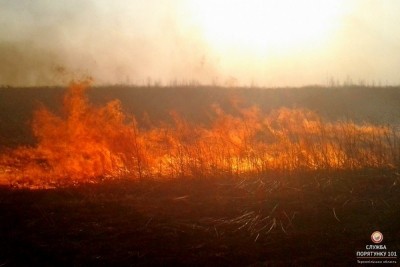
[0, 81, 399, 188]
[0, 80, 146, 187]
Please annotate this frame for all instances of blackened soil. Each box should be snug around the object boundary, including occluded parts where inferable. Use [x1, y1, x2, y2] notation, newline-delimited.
[0, 171, 399, 266]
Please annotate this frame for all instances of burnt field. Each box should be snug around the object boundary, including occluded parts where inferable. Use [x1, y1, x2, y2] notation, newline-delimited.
[1, 171, 399, 266]
[0, 84, 400, 266]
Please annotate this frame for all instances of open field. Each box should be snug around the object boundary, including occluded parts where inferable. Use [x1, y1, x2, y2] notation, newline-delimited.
[3, 0, 400, 265]
[1, 171, 399, 266]
[1, 84, 400, 148]
[0, 83, 399, 265]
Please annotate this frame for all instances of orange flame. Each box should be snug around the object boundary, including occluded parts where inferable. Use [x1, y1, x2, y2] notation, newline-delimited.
[0, 81, 399, 188]
[1, 81, 147, 187]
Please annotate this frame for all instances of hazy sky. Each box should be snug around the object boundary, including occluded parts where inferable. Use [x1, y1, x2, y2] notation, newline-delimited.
[1, 0, 400, 87]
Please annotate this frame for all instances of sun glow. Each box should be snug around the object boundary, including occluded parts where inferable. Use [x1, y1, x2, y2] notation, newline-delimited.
[188, 0, 348, 55]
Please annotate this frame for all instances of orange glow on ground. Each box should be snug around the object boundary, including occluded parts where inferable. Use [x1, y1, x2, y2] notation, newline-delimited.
[0, 81, 399, 188]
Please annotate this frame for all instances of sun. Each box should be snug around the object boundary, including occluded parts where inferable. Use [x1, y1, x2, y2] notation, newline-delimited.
[187, 0, 348, 55]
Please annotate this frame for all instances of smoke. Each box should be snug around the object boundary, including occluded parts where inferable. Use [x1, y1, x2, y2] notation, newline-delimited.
[0, 41, 58, 86]
[323, 0, 400, 85]
[0, 0, 219, 86]
[0, 0, 400, 86]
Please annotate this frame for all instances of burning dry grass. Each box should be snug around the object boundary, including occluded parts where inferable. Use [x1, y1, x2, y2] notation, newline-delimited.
[0, 81, 399, 187]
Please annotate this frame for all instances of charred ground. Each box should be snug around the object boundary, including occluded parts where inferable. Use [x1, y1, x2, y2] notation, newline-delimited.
[1, 171, 399, 266]
[0, 85, 400, 266]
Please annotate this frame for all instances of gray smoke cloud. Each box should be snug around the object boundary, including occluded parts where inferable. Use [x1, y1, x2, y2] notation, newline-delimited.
[0, 0, 399, 86]
[0, 0, 219, 86]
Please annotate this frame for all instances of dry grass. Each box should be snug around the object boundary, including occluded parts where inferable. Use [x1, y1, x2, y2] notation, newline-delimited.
[0, 171, 399, 265]
[0, 82, 399, 264]
[0, 81, 398, 187]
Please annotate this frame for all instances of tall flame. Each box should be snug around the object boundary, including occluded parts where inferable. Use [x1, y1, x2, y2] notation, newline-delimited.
[1, 81, 146, 186]
[0, 81, 399, 188]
